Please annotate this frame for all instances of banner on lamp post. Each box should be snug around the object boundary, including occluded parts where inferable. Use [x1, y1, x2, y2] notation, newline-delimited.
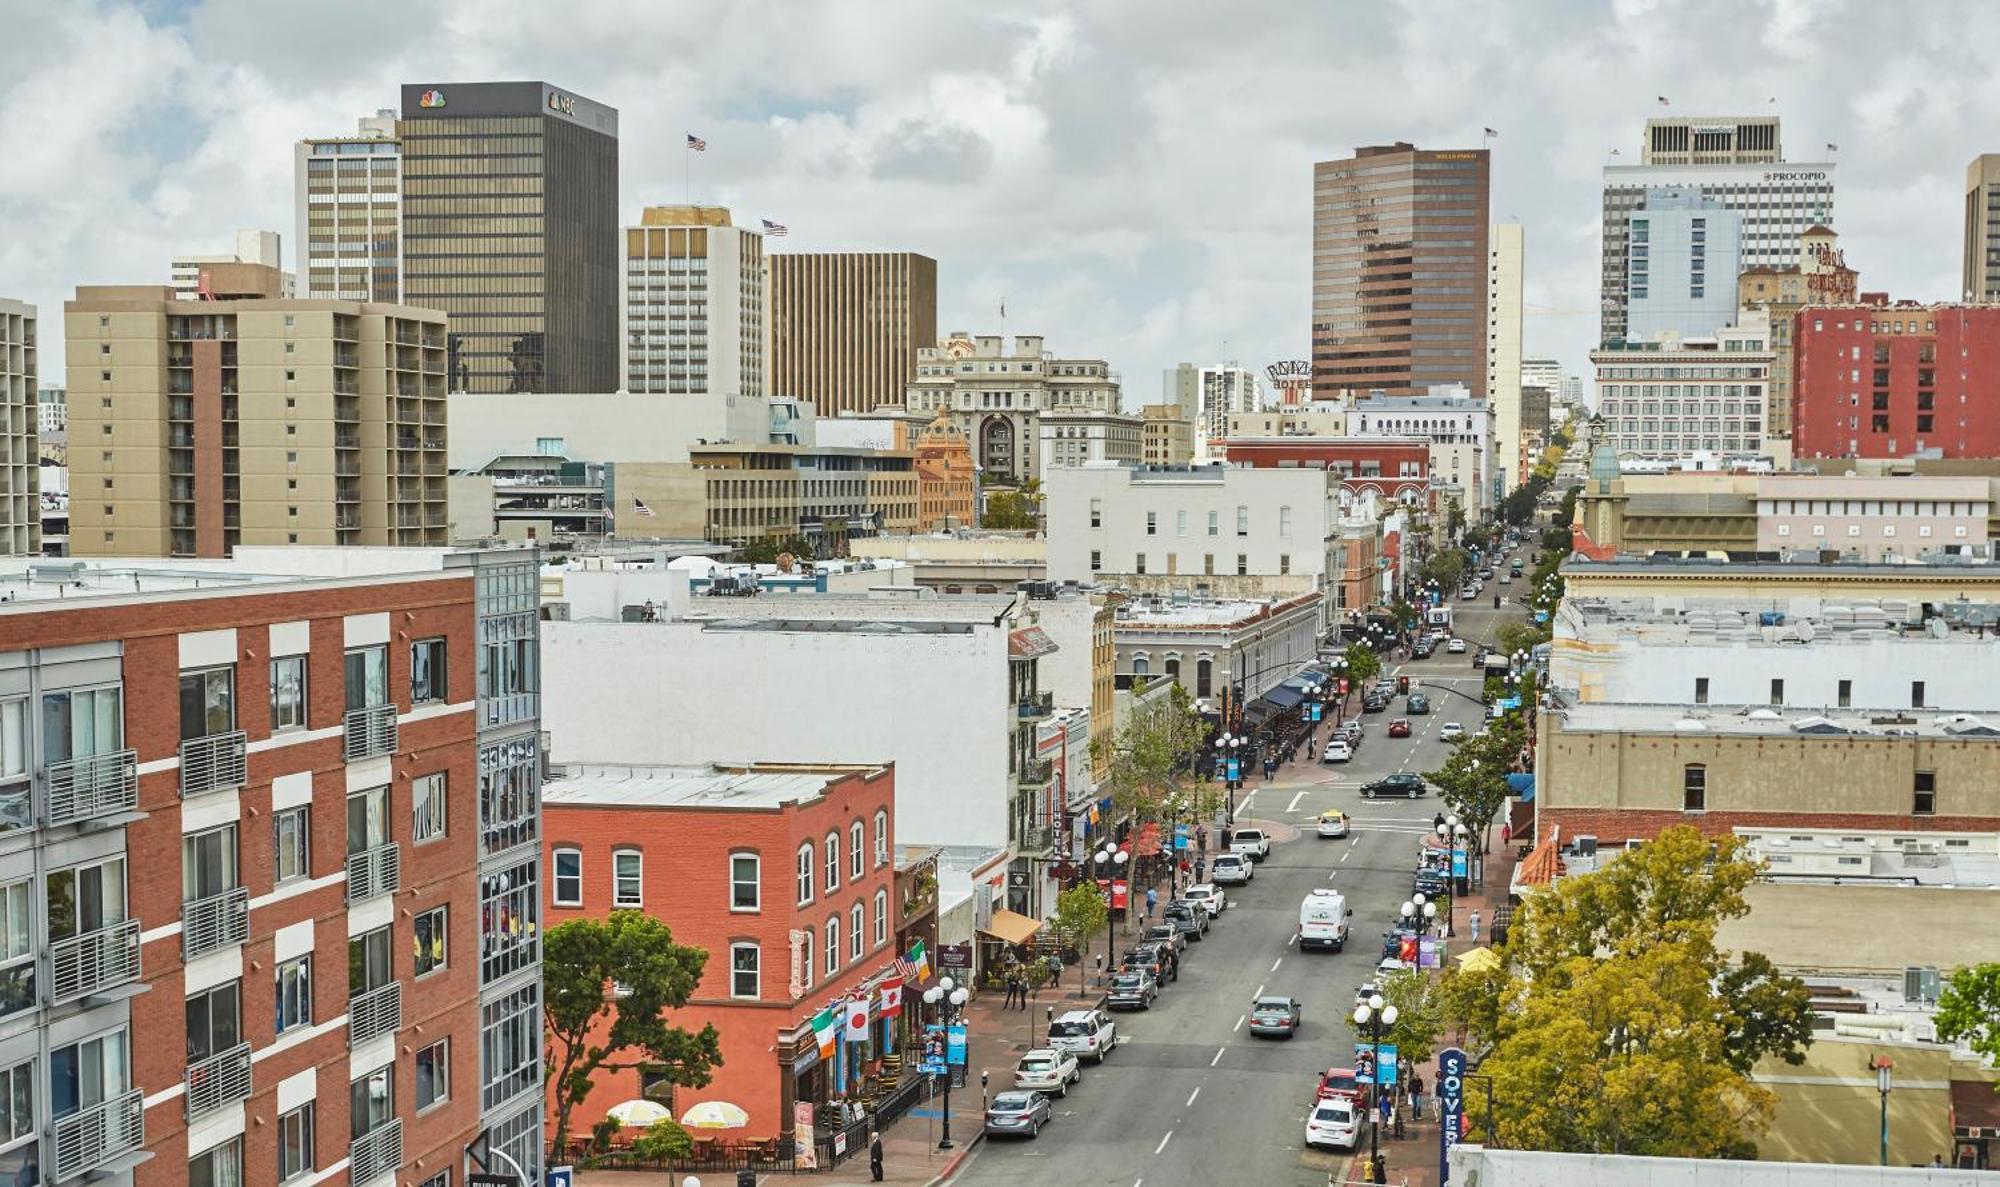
[1438, 1046, 1467, 1185]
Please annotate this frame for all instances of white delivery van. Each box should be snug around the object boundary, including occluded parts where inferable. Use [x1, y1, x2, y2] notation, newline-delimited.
[1297, 888, 1350, 952]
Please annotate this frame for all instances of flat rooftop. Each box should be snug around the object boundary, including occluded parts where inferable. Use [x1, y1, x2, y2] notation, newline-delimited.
[543, 762, 889, 811]
[1565, 554, 2000, 576]
[0, 546, 520, 610]
[1555, 696, 2000, 740]
[1114, 595, 1312, 628]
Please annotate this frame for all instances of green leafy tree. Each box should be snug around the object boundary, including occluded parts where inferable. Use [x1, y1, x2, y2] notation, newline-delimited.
[1051, 883, 1111, 993]
[545, 911, 723, 1152]
[1445, 498, 1466, 542]
[1342, 641, 1381, 689]
[633, 1117, 695, 1160]
[981, 478, 1043, 530]
[1495, 620, 1548, 657]
[1103, 682, 1218, 834]
[737, 534, 814, 565]
[1937, 963, 2000, 1072]
[1425, 729, 1512, 853]
[1347, 967, 1446, 1064]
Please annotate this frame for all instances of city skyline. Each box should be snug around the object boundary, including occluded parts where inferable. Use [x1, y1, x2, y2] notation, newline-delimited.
[5, 1, 1999, 400]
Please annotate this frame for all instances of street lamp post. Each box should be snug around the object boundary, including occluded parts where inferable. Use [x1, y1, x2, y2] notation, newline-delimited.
[1354, 993, 1400, 1174]
[1093, 843, 1128, 968]
[1213, 734, 1245, 825]
[1434, 820, 1457, 936]
[1874, 1055, 1894, 1166]
[922, 977, 971, 1150]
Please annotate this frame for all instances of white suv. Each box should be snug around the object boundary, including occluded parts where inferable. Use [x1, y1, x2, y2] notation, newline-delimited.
[1211, 854, 1254, 885]
[1046, 1010, 1117, 1064]
[1013, 1048, 1080, 1096]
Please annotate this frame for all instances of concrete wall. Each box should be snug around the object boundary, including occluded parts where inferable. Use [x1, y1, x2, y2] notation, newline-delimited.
[1551, 633, 2000, 711]
[446, 390, 775, 468]
[1044, 465, 1336, 586]
[1450, 1144, 1983, 1185]
[1720, 882, 2000, 975]
[1754, 1037, 1976, 1168]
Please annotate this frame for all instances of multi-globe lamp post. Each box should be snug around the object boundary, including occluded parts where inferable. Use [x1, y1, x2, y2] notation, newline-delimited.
[922, 977, 971, 1149]
[1354, 992, 1399, 1171]
[1213, 733, 1246, 824]
[1094, 841, 1128, 956]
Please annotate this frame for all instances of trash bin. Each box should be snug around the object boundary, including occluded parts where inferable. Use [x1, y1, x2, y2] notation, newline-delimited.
[737, 1169, 758, 1187]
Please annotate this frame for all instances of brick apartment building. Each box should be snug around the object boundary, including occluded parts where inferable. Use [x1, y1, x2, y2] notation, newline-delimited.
[543, 762, 905, 1152]
[0, 546, 542, 1187]
[1792, 302, 2000, 460]
[1222, 438, 1432, 505]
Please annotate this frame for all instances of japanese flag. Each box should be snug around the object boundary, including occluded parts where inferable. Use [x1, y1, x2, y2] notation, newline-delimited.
[844, 997, 871, 1040]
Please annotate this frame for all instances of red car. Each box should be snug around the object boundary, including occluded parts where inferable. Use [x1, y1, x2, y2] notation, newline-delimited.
[1316, 1067, 1373, 1108]
[1387, 718, 1412, 738]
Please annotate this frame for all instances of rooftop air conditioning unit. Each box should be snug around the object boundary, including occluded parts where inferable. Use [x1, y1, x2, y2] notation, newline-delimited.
[1903, 965, 1942, 1005]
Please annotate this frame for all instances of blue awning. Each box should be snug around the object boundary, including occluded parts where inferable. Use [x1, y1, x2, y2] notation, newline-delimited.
[1507, 772, 1535, 802]
[1260, 684, 1306, 710]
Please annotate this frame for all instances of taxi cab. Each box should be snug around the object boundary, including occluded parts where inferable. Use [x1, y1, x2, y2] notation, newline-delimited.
[1315, 810, 1351, 839]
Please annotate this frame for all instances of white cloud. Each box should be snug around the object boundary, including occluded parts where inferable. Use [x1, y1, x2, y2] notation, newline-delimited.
[2, 0, 1995, 400]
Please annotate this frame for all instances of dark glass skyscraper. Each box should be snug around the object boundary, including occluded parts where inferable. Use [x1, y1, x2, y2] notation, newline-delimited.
[400, 81, 618, 392]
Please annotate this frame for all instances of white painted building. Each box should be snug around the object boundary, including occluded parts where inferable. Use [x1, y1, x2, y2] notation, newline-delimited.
[447, 390, 804, 470]
[905, 333, 1121, 485]
[1045, 463, 1338, 631]
[1347, 387, 1498, 519]
[1112, 591, 1323, 712]
[0, 300, 36, 556]
[1037, 408, 1143, 470]
[1487, 222, 1525, 492]
[170, 229, 294, 299]
[1589, 309, 1774, 460]
[621, 206, 767, 397]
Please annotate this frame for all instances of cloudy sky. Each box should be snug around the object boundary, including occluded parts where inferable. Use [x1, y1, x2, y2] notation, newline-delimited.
[4, 0, 1997, 399]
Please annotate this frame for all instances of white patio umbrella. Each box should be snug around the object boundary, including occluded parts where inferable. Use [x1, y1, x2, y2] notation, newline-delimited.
[679, 1100, 751, 1130]
[605, 1098, 673, 1127]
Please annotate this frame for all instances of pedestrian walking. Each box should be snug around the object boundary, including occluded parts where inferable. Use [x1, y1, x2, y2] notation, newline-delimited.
[1408, 1072, 1425, 1121]
[868, 1129, 884, 1180]
[1469, 909, 1482, 943]
[1378, 1090, 1393, 1132]
[1145, 886, 1158, 919]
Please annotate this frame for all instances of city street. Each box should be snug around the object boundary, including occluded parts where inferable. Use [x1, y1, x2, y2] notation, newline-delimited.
[947, 588, 1529, 1187]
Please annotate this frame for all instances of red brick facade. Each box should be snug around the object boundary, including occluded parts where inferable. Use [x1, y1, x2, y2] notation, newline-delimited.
[1224, 438, 1432, 503]
[1792, 303, 2000, 460]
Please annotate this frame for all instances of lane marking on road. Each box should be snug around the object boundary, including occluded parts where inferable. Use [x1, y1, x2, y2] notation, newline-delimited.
[1186, 1086, 1201, 1108]
[1270, 957, 1284, 973]
[1233, 1014, 1245, 1032]
[1239, 791, 1258, 812]
[1287, 931, 1299, 947]
[1210, 1046, 1226, 1066]
[1326, 870, 1337, 881]
[1341, 848, 1352, 863]
[1285, 791, 1305, 813]
[1254, 984, 1265, 998]
[1154, 1131, 1174, 1155]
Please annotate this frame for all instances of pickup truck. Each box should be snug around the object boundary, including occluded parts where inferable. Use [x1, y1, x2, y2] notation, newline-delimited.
[1230, 828, 1271, 860]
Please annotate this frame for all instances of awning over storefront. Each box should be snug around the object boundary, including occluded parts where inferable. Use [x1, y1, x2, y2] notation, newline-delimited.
[979, 908, 1042, 946]
[1506, 773, 1535, 800]
[1261, 684, 1306, 710]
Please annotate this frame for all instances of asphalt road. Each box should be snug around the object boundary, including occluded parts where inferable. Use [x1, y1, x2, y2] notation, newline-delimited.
[948, 567, 1532, 1187]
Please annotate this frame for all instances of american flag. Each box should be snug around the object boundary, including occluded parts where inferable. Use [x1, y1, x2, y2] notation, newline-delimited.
[633, 496, 656, 518]
[1657, 96, 1670, 106]
[761, 219, 789, 237]
[1826, 142, 1839, 153]
[686, 132, 706, 151]
[1483, 127, 1497, 137]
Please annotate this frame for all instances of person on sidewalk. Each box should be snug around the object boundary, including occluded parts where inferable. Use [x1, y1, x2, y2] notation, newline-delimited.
[1469, 909, 1482, 944]
[869, 1129, 884, 1180]
[1407, 1071, 1425, 1121]
[1144, 886, 1158, 920]
[1369, 1151, 1388, 1183]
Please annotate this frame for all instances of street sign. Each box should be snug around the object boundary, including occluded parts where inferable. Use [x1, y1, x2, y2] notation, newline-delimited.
[547, 1170, 574, 1187]
[1438, 1047, 1467, 1184]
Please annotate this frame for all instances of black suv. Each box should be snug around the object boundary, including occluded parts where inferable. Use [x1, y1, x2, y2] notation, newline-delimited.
[1362, 693, 1389, 714]
[1122, 943, 1178, 983]
[1360, 773, 1428, 799]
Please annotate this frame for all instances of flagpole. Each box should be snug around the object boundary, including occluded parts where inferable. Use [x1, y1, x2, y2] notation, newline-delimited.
[684, 141, 690, 204]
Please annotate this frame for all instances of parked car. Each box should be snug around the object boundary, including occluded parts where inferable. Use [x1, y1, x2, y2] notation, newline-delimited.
[1231, 828, 1271, 860]
[1315, 810, 1350, 839]
[1315, 1066, 1374, 1108]
[984, 1090, 1052, 1138]
[1163, 900, 1208, 938]
[1145, 922, 1189, 954]
[1440, 721, 1465, 742]
[1387, 717, 1412, 738]
[1360, 773, 1428, 799]
[1125, 940, 1178, 982]
[1447, 637, 1467, 654]
[1305, 1096, 1367, 1151]
[1211, 854, 1254, 884]
[1182, 883, 1226, 917]
[1339, 721, 1364, 748]
[1106, 970, 1159, 1011]
[1362, 693, 1389, 714]
[1013, 1048, 1079, 1096]
[1046, 1009, 1117, 1064]
[1411, 638, 1436, 660]
[1406, 693, 1431, 715]
[1322, 738, 1353, 763]
[1247, 994, 1304, 1038]
[1414, 869, 1451, 898]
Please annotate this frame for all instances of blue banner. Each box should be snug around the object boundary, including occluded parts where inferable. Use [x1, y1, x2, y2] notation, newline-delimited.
[1378, 1043, 1400, 1087]
[947, 1023, 968, 1066]
[1354, 1040, 1378, 1085]
[1225, 758, 1240, 782]
[1451, 847, 1468, 878]
[1174, 824, 1190, 851]
[1311, 702, 1324, 722]
[1438, 1047, 1467, 1185]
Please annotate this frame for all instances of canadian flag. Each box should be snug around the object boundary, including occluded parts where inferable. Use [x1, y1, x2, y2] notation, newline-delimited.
[844, 997, 870, 1041]
[879, 977, 904, 1018]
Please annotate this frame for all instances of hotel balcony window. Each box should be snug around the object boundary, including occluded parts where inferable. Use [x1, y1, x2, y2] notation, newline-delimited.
[182, 824, 247, 959]
[48, 856, 135, 1005]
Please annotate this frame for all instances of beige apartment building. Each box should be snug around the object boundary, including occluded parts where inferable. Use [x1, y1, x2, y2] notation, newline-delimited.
[769, 252, 937, 418]
[65, 274, 447, 557]
[622, 205, 766, 397]
[1966, 154, 2000, 302]
[0, 299, 37, 556]
[1141, 403, 1193, 465]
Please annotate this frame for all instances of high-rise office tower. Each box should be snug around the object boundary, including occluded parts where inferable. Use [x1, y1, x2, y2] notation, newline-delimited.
[1964, 154, 2000, 301]
[0, 299, 37, 555]
[1486, 223, 1524, 492]
[65, 273, 448, 558]
[171, 231, 294, 300]
[399, 81, 618, 393]
[1311, 143, 1490, 399]
[1601, 115, 1832, 345]
[296, 110, 402, 302]
[768, 252, 937, 417]
[622, 206, 766, 396]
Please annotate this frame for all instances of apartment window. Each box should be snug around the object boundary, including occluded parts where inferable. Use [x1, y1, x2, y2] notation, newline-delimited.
[1914, 771, 1936, 816]
[613, 849, 644, 907]
[478, 735, 538, 857]
[51, 1029, 130, 1131]
[1089, 499, 1101, 528]
[411, 637, 447, 703]
[731, 854, 760, 911]
[1203, 553, 1214, 576]
[412, 772, 446, 844]
[825, 914, 841, 975]
[347, 785, 388, 858]
[350, 926, 393, 1004]
[416, 1039, 450, 1111]
[874, 889, 889, 945]
[824, 832, 840, 893]
[1694, 677, 1709, 705]
[730, 942, 760, 999]
[874, 809, 889, 867]
[796, 843, 815, 904]
[1769, 678, 1784, 706]
[1279, 554, 1290, 575]
[270, 655, 307, 730]
[419, 1174, 449, 1187]
[553, 848, 582, 906]
[1135, 554, 1146, 574]
[186, 980, 243, 1065]
[351, 1065, 394, 1141]
[0, 882, 30, 1020]
[179, 666, 236, 741]
[414, 905, 447, 977]
[1683, 764, 1706, 812]
[1207, 510, 1219, 536]
[1145, 511, 1156, 536]
[480, 983, 539, 1112]
[1279, 505, 1292, 537]
[1911, 680, 1926, 709]
[1236, 505, 1249, 536]
[183, 823, 238, 902]
[276, 955, 312, 1033]
[345, 644, 388, 711]
[191, 1136, 243, 1187]
[1837, 679, 1852, 708]
[1089, 550, 1101, 572]
[0, 700, 23, 784]
[1196, 658, 1212, 698]
[278, 1101, 315, 1181]
[1236, 554, 1248, 576]
[1176, 510, 1189, 536]
[481, 862, 540, 983]
[850, 902, 865, 961]
[274, 807, 310, 883]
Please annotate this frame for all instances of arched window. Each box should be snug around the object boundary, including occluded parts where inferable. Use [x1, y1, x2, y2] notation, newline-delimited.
[1131, 655, 1150, 676]
[1197, 658, 1213, 698]
[850, 903, 864, 961]
[850, 821, 865, 880]
[1164, 657, 1181, 681]
[874, 810, 890, 867]
[796, 844, 815, 905]
[824, 831, 841, 893]
[873, 889, 889, 945]
[825, 914, 841, 976]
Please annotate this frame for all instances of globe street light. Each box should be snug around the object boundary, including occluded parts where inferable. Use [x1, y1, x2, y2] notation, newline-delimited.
[1213, 733, 1246, 820]
[1094, 842, 1128, 958]
[923, 977, 972, 1149]
[1354, 994, 1401, 1171]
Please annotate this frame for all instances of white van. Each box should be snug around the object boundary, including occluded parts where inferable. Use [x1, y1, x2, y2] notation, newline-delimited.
[1297, 888, 1350, 952]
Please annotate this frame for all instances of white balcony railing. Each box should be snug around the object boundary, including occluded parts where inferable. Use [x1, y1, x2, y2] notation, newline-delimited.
[50, 918, 141, 1004]
[179, 731, 246, 798]
[345, 843, 402, 904]
[343, 703, 398, 761]
[51, 1087, 144, 1183]
[181, 886, 249, 960]
[349, 1118, 403, 1184]
[184, 1042, 252, 1121]
[349, 981, 403, 1046]
[46, 749, 139, 825]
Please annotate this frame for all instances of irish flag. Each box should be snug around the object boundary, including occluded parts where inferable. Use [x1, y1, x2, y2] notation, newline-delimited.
[810, 1008, 838, 1058]
[895, 940, 930, 984]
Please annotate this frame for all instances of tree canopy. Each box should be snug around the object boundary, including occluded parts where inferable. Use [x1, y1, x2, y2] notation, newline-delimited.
[1937, 963, 2000, 1073]
[1342, 641, 1382, 689]
[1101, 681, 1217, 830]
[982, 478, 1042, 530]
[545, 911, 723, 1151]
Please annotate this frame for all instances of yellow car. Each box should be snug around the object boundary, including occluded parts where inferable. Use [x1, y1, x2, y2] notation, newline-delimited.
[1316, 810, 1351, 839]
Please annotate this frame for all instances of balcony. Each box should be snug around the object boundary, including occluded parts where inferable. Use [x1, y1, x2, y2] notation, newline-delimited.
[184, 1042, 252, 1121]
[1017, 758, 1053, 786]
[181, 885, 249, 960]
[179, 730, 246, 797]
[345, 843, 401, 904]
[1020, 825, 1055, 853]
[50, 918, 141, 1004]
[343, 703, 397, 761]
[349, 981, 403, 1046]
[349, 1118, 404, 1184]
[45, 748, 138, 825]
[51, 1087, 144, 1183]
[1015, 691, 1054, 719]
